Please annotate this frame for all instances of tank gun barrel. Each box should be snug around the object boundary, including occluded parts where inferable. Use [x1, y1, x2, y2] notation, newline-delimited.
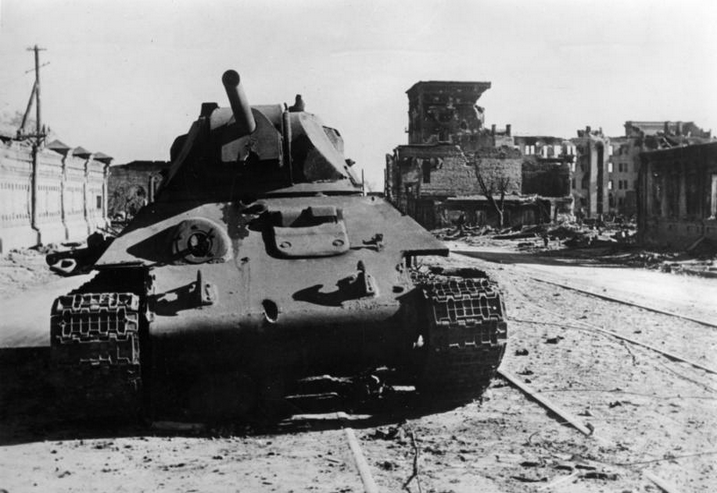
[221, 70, 256, 136]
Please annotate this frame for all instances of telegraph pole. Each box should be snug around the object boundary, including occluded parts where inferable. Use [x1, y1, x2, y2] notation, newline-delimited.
[27, 44, 46, 238]
[25, 44, 47, 145]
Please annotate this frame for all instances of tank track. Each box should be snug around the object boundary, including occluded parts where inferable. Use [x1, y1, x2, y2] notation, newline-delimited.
[50, 269, 146, 420]
[412, 269, 507, 396]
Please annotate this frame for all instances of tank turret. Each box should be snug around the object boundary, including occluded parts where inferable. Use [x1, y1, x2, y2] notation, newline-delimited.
[48, 69, 507, 421]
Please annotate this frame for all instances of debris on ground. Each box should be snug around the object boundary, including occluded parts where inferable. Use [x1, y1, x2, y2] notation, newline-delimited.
[0, 247, 55, 298]
[433, 217, 717, 278]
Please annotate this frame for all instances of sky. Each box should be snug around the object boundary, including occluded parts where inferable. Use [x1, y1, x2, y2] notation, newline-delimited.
[1, 0, 716, 190]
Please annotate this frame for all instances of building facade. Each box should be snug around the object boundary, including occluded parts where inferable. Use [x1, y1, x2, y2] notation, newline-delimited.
[406, 80, 494, 150]
[569, 126, 611, 219]
[513, 135, 575, 219]
[638, 141, 717, 247]
[0, 136, 112, 253]
[386, 143, 528, 228]
[607, 121, 714, 218]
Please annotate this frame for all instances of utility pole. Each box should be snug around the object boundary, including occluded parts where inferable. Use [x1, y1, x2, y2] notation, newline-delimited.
[26, 44, 46, 239]
[32, 44, 44, 145]
[21, 44, 47, 144]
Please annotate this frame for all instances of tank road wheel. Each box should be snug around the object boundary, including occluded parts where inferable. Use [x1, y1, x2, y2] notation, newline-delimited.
[413, 274, 507, 398]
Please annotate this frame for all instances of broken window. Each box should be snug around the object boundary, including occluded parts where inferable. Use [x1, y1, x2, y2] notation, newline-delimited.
[665, 172, 679, 218]
[652, 174, 662, 216]
[686, 172, 699, 217]
[608, 180, 613, 190]
[438, 110, 454, 123]
[422, 160, 431, 183]
[608, 162, 614, 173]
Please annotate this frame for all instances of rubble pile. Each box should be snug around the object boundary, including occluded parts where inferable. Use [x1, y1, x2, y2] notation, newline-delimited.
[435, 218, 638, 251]
[0, 247, 54, 298]
[434, 218, 717, 278]
[624, 240, 717, 277]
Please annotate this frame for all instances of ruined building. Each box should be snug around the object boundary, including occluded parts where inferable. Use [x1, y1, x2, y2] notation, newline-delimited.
[607, 121, 713, 218]
[108, 160, 169, 221]
[386, 81, 571, 229]
[638, 141, 717, 247]
[570, 126, 611, 219]
[513, 135, 574, 217]
[521, 121, 715, 221]
[406, 81, 498, 150]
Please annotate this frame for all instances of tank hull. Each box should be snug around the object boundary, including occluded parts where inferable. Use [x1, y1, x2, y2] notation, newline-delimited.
[50, 195, 507, 419]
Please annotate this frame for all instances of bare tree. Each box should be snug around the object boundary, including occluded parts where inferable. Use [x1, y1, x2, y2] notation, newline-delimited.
[476, 173, 511, 228]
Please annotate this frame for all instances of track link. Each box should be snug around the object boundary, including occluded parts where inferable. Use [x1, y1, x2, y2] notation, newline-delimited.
[414, 270, 508, 395]
[50, 269, 147, 420]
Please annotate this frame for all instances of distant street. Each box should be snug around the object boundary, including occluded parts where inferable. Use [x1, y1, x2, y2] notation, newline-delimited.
[451, 243, 717, 325]
[0, 273, 91, 348]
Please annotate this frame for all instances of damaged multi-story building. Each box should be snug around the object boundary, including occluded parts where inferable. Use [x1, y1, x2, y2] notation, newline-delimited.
[570, 126, 612, 219]
[385, 81, 572, 229]
[513, 121, 714, 221]
[513, 135, 575, 219]
[608, 121, 713, 218]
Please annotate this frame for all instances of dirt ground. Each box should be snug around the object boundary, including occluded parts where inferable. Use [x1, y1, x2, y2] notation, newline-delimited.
[1, 241, 716, 492]
[0, 248, 56, 300]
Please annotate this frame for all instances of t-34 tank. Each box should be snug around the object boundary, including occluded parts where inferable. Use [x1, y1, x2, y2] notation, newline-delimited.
[50, 70, 507, 420]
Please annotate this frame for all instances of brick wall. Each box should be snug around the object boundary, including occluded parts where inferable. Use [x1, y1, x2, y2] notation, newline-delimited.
[421, 151, 483, 197]
[472, 147, 522, 194]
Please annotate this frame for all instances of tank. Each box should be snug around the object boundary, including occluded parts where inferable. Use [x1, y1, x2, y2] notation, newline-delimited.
[49, 70, 507, 420]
